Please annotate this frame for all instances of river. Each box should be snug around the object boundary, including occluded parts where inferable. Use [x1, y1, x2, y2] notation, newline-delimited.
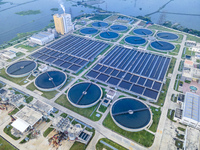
[0, 0, 199, 45]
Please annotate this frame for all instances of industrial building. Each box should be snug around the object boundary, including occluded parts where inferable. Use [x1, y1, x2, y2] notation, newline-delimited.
[52, 117, 92, 144]
[53, 13, 74, 35]
[11, 106, 43, 133]
[1, 51, 16, 60]
[180, 92, 200, 130]
[29, 32, 55, 45]
[182, 59, 200, 82]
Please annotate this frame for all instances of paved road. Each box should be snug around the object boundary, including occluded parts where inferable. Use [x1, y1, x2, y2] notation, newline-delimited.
[0, 16, 189, 150]
[150, 34, 187, 150]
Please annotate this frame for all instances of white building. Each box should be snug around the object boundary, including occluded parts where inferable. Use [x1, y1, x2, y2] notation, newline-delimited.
[1, 51, 16, 59]
[181, 92, 200, 130]
[11, 106, 43, 133]
[182, 59, 200, 81]
[106, 90, 116, 100]
[30, 32, 55, 45]
[185, 40, 197, 47]
[38, 64, 48, 72]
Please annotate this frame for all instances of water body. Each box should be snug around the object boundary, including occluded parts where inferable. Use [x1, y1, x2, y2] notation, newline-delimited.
[0, 0, 200, 45]
[96, 0, 200, 30]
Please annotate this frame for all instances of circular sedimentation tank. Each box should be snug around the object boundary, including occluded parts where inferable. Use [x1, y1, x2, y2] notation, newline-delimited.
[157, 32, 179, 41]
[150, 40, 175, 51]
[67, 82, 102, 108]
[100, 31, 119, 40]
[111, 98, 152, 132]
[6, 60, 37, 78]
[124, 36, 146, 45]
[92, 21, 109, 28]
[110, 25, 128, 32]
[80, 27, 98, 35]
[133, 28, 153, 36]
[35, 70, 66, 91]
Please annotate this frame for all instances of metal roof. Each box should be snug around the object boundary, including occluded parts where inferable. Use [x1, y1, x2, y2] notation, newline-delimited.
[183, 92, 200, 122]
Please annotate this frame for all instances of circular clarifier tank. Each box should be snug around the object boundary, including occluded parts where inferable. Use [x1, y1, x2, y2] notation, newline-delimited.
[110, 25, 128, 32]
[111, 98, 152, 132]
[133, 28, 153, 36]
[67, 82, 102, 108]
[92, 21, 109, 28]
[35, 70, 67, 91]
[100, 31, 119, 40]
[124, 36, 146, 45]
[157, 32, 179, 41]
[6, 60, 37, 78]
[150, 40, 175, 51]
[80, 27, 98, 35]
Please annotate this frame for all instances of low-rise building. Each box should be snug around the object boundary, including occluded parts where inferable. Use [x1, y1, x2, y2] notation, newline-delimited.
[182, 59, 200, 82]
[185, 40, 197, 47]
[1, 51, 16, 59]
[29, 32, 55, 45]
[106, 90, 116, 100]
[38, 64, 48, 72]
[180, 92, 200, 130]
[32, 100, 53, 116]
[11, 106, 43, 133]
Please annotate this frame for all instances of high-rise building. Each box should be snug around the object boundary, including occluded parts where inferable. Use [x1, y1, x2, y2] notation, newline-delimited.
[53, 13, 74, 35]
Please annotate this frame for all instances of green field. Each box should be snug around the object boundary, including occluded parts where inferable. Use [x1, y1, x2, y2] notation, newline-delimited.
[0, 68, 28, 85]
[149, 107, 161, 132]
[3, 126, 20, 140]
[0, 136, 17, 150]
[103, 113, 154, 147]
[186, 34, 200, 43]
[43, 127, 54, 137]
[55, 94, 101, 121]
[16, 44, 40, 52]
[26, 82, 58, 99]
[156, 78, 171, 106]
[96, 138, 127, 150]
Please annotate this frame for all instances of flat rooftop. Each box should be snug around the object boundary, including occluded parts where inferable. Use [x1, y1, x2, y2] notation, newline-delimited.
[33, 100, 53, 113]
[14, 106, 43, 126]
[183, 92, 200, 122]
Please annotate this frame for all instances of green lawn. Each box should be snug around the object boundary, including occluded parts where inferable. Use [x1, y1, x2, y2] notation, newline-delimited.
[177, 127, 186, 132]
[148, 25, 179, 33]
[60, 113, 68, 118]
[167, 109, 175, 122]
[186, 34, 200, 43]
[156, 78, 171, 106]
[0, 136, 17, 150]
[26, 82, 58, 99]
[169, 44, 180, 56]
[70, 141, 86, 150]
[16, 44, 40, 52]
[55, 94, 101, 121]
[43, 127, 54, 137]
[175, 139, 183, 149]
[98, 105, 107, 113]
[25, 96, 33, 103]
[103, 113, 154, 147]
[0, 68, 28, 85]
[149, 107, 161, 132]
[8, 108, 19, 116]
[3, 126, 20, 140]
[167, 57, 176, 76]
[96, 138, 127, 150]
